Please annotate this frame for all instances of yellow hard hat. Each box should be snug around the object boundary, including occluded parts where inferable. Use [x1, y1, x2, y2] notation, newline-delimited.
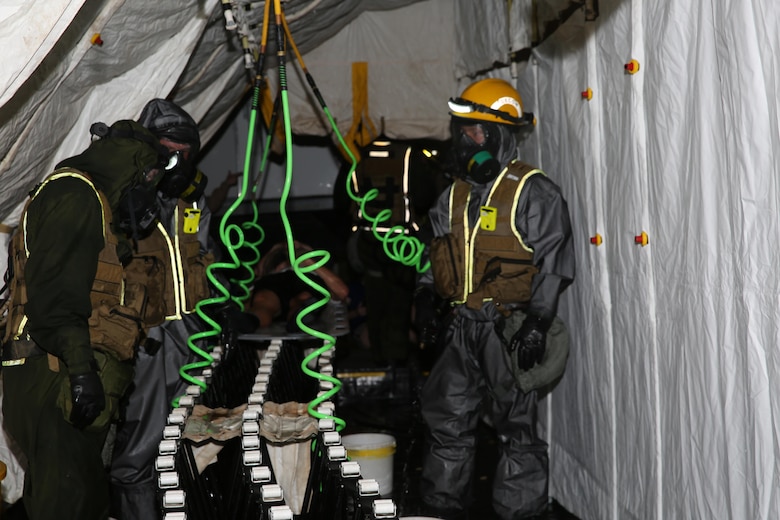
[448, 78, 531, 126]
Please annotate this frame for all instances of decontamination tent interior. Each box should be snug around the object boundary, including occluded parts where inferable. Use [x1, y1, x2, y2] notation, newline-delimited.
[1, 0, 779, 518]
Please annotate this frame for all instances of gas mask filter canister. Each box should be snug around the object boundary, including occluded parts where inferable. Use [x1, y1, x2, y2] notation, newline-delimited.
[117, 181, 161, 237]
[465, 150, 501, 184]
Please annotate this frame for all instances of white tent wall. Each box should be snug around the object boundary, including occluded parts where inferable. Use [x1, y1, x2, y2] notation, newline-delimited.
[510, 0, 780, 519]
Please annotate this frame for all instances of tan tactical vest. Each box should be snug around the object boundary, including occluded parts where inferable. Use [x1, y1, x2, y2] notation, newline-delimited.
[429, 161, 542, 311]
[3, 169, 145, 360]
[350, 141, 416, 234]
[123, 200, 214, 327]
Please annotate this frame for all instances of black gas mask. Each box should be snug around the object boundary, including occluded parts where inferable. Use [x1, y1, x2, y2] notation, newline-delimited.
[451, 119, 503, 184]
[117, 180, 161, 237]
[115, 154, 188, 238]
[156, 152, 208, 202]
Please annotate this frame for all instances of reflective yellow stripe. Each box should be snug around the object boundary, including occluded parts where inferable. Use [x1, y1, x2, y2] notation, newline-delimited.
[358, 226, 409, 234]
[349, 167, 360, 205]
[173, 208, 187, 314]
[11, 315, 28, 341]
[158, 221, 183, 320]
[402, 145, 412, 224]
[465, 189, 477, 298]
[510, 169, 544, 253]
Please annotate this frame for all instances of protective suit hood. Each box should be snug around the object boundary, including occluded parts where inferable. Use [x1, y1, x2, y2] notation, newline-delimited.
[56, 120, 162, 216]
[138, 99, 200, 153]
[138, 99, 204, 201]
[495, 124, 518, 167]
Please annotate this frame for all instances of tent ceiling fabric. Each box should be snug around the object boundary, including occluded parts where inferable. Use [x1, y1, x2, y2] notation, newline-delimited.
[0, 0, 88, 107]
[0, 0, 217, 225]
[0, 0, 589, 224]
[0, 0, 427, 224]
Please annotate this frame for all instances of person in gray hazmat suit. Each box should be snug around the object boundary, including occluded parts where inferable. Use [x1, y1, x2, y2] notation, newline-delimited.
[109, 99, 215, 519]
[413, 78, 575, 520]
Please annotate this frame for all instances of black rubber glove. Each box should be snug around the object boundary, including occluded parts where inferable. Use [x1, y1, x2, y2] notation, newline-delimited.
[509, 314, 552, 371]
[69, 368, 105, 430]
[413, 287, 441, 347]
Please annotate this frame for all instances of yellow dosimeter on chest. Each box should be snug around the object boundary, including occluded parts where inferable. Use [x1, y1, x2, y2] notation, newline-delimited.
[480, 206, 497, 231]
[183, 207, 201, 234]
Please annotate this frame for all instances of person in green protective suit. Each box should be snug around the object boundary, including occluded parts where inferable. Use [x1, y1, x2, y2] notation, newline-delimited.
[1, 119, 182, 520]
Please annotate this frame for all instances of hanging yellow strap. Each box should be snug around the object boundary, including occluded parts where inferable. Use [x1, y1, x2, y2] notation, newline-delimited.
[338, 61, 377, 162]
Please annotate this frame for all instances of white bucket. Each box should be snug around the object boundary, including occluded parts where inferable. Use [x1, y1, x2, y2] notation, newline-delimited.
[341, 433, 396, 496]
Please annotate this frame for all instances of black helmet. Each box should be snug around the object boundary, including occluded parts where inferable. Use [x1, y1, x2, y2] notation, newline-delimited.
[138, 99, 207, 201]
[138, 98, 201, 155]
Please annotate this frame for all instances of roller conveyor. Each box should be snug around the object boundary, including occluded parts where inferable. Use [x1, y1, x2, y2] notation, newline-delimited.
[154, 304, 399, 519]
